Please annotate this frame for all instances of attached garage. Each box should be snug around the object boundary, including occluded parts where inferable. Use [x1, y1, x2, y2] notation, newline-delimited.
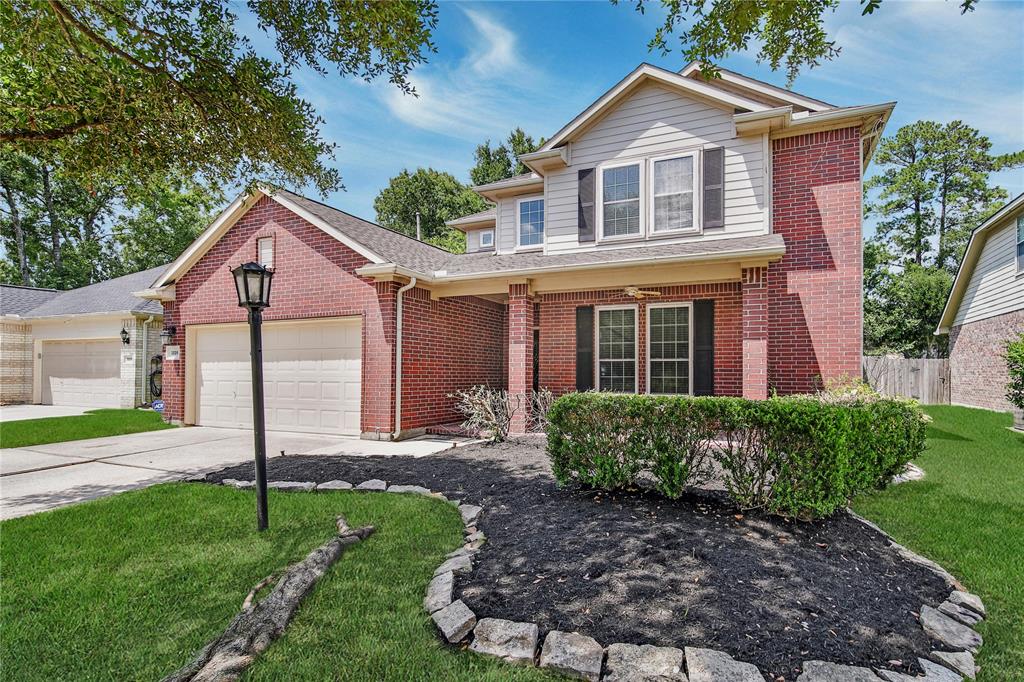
[192, 317, 362, 436]
[40, 338, 122, 407]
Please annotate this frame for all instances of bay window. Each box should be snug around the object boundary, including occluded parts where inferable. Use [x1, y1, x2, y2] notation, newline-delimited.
[596, 306, 637, 392]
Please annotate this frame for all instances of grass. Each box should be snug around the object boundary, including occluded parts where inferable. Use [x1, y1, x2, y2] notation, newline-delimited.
[852, 406, 1023, 681]
[0, 408, 174, 448]
[0, 483, 550, 681]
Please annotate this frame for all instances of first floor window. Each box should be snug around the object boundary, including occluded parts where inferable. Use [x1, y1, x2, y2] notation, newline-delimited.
[597, 307, 636, 392]
[518, 199, 544, 247]
[651, 154, 695, 233]
[602, 163, 641, 237]
[648, 304, 691, 394]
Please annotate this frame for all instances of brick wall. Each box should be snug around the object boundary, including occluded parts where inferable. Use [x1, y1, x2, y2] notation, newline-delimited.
[399, 287, 505, 431]
[949, 309, 1024, 412]
[769, 127, 863, 393]
[537, 283, 743, 397]
[0, 321, 33, 404]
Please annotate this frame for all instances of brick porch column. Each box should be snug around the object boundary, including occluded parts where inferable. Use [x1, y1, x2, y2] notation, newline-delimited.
[742, 266, 768, 400]
[507, 281, 534, 434]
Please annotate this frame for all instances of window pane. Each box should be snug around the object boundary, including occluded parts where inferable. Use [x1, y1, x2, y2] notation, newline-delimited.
[653, 156, 695, 232]
[603, 200, 640, 236]
[653, 157, 693, 196]
[519, 199, 544, 246]
[602, 164, 641, 238]
[1017, 216, 1024, 242]
[598, 308, 636, 392]
[649, 306, 690, 394]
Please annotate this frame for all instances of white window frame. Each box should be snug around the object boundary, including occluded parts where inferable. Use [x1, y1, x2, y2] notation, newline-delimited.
[648, 151, 701, 236]
[596, 159, 645, 243]
[594, 304, 639, 393]
[257, 236, 274, 268]
[515, 195, 545, 251]
[645, 302, 694, 396]
[479, 228, 495, 249]
[1016, 215, 1024, 274]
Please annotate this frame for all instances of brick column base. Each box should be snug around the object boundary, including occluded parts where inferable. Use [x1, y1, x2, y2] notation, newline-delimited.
[742, 267, 768, 400]
[507, 282, 534, 434]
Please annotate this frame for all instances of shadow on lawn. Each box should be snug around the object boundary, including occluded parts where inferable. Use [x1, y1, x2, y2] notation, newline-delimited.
[209, 439, 949, 681]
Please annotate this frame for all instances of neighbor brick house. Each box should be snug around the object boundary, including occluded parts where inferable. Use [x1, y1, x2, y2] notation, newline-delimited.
[936, 193, 1024, 415]
[140, 63, 893, 438]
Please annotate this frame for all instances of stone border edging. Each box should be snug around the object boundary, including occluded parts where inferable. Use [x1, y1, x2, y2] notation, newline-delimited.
[202, 475, 985, 682]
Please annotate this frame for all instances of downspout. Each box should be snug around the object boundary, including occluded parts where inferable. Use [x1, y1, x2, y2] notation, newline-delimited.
[141, 315, 154, 404]
[392, 277, 417, 440]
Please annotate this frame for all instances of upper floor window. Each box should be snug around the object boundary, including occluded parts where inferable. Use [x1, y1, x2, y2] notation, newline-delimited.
[1017, 215, 1024, 272]
[479, 229, 494, 248]
[651, 153, 696, 233]
[518, 198, 545, 248]
[257, 237, 274, 268]
[602, 163, 641, 238]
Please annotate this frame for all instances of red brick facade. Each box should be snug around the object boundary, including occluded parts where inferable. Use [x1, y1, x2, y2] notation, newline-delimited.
[768, 127, 863, 393]
[949, 309, 1024, 413]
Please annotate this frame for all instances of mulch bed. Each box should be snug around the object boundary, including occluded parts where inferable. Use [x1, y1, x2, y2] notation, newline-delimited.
[208, 437, 948, 681]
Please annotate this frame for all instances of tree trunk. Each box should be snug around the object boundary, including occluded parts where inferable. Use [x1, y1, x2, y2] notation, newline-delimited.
[1, 178, 30, 285]
[40, 165, 62, 275]
[161, 517, 374, 682]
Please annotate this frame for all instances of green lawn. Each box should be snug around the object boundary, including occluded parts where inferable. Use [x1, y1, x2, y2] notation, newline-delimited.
[853, 406, 1023, 681]
[0, 484, 549, 681]
[0, 408, 174, 448]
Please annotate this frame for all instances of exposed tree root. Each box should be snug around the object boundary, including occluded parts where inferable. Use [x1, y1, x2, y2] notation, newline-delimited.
[162, 516, 374, 682]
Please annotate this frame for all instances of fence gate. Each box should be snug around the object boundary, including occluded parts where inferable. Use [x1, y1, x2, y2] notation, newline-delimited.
[862, 356, 950, 404]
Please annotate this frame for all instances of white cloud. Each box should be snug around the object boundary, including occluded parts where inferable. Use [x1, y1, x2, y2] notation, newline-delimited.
[462, 8, 523, 76]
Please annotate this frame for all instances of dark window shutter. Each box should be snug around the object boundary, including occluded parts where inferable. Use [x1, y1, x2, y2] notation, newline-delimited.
[578, 168, 596, 242]
[575, 306, 595, 391]
[702, 147, 725, 230]
[692, 299, 715, 396]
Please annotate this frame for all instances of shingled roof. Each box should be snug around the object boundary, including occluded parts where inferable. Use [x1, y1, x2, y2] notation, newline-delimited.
[8, 266, 165, 318]
[0, 284, 59, 316]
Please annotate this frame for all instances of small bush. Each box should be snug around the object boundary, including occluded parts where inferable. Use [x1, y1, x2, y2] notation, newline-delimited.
[449, 386, 520, 443]
[529, 387, 556, 432]
[546, 392, 927, 519]
[1006, 333, 1024, 412]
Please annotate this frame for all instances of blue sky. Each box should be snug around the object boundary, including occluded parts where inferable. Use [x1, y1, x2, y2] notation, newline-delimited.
[249, 0, 1024, 227]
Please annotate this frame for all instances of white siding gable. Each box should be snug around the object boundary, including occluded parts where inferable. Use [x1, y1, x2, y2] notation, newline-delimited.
[953, 218, 1024, 326]
[493, 82, 767, 255]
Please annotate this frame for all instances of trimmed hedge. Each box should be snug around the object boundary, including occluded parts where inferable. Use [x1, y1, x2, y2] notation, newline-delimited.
[547, 393, 927, 519]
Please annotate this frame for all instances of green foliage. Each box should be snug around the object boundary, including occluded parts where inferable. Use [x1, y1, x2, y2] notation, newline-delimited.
[864, 262, 952, 356]
[0, 409, 173, 449]
[469, 128, 544, 186]
[0, 152, 221, 289]
[626, 0, 978, 83]
[373, 167, 486, 253]
[546, 392, 927, 519]
[0, 0, 438, 194]
[1005, 333, 1024, 412]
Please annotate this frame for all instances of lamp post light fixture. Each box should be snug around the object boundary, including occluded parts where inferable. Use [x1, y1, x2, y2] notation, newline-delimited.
[231, 262, 275, 531]
[120, 327, 131, 345]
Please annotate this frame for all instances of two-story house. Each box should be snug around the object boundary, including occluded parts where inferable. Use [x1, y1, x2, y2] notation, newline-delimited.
[140, 62, 893, 439]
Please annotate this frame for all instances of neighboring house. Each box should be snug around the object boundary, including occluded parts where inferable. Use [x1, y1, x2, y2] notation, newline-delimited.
[0, 267, 165, 408]
[140, 62, 892, 439]
[936, 193, 1024, 413]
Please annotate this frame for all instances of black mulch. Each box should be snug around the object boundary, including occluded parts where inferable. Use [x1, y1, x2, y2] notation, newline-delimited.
[208, 437, 949, 681]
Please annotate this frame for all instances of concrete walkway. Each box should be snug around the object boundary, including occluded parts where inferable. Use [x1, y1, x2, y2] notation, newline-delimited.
[0, 426, 466, 520]
[0, 404, 91, 422]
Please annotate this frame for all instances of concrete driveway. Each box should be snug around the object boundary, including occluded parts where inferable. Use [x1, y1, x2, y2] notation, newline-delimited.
[0, 426, 465, 520]
[0, 404, 91, 422]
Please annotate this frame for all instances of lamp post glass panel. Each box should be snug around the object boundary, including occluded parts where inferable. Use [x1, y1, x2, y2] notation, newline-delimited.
[232, 262, 274, 531]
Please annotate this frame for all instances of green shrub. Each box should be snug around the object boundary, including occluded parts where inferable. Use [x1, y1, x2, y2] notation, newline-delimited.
[1006, 333, 1024, 412]
[546, 392, 927, 519]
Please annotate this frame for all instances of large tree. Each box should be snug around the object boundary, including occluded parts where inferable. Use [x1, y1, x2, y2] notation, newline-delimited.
[865, 120, 1021, 271]
[625, 0, 978, 83]
[469, 128, 544, 186]
[1, 0, 438, 194]
[863, 262, 952, 357]
[373, 168, 487, 253]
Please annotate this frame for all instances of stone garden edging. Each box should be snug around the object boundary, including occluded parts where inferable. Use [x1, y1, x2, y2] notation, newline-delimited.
[209, 476, 986, 682]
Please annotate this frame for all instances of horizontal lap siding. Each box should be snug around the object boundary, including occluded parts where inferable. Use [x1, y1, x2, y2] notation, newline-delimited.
[769, 128, 863, 393]
[399, 288, 506, 430]
[537, 284, 743, 397]
[953, 220, 1024, 326]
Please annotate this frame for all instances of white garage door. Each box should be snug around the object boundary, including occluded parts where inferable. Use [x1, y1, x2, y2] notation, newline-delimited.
[40, 339, 122, 407]
[194, 318, 361, 436]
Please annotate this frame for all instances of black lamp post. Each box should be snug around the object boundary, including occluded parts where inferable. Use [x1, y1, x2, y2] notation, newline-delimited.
[231, 262, 274, 531]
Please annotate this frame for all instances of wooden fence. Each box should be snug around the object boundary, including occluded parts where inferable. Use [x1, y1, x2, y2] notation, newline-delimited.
[862, 356, 950, 404]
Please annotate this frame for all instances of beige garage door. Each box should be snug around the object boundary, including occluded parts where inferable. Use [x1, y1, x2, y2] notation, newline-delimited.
[40, 339, 122, 407]
[194, 318, 361, 436]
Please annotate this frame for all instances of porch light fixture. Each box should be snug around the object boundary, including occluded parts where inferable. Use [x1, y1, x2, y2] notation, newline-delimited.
[120, 327, 131, 345]
[159, 325, 176, 345]
[231, 262, 275, 531]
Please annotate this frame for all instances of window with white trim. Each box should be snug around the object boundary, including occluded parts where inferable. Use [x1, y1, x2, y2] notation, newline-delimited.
[257, 237, 274, 268]
[648, 304, 691, 394]
[1017, 215, 1024, 272]
[596, 306, 637, 392]
[479, 229, 494, 248]
[601, 163, 641, 238]
[518, 198, 544, 247]
[651, 154, 696, 233]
